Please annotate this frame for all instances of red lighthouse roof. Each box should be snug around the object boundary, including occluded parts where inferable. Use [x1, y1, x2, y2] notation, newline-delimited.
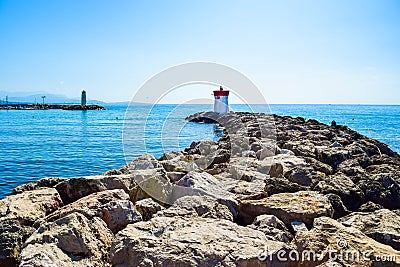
[213, 86, 229, 96]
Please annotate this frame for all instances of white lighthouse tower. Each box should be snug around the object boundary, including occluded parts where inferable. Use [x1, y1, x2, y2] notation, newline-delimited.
[81, 90, 87, 106]
[213, 86, 229, 114]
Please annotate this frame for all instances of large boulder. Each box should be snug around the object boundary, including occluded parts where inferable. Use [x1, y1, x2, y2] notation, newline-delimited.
[0, 188, 62, 226]
[339, 209, 400, 251]
[157, 195, 234, 221]
[11, 177, 67, 195]
[218, 174, 266, 200]
[119, 154, 161, 173]
[135, 198, 164, 221]
[160, 159, 200, 173]
[295, 216, 400, 267]
[20, 212, 113, 267]
[268, 154, 307, 178]
[172, 171, 234, 202]
[55, 174, 138, 204]
[56, 169, 173, 205]
[313, 173, 365, 211]
[239, 191, 333, 226]
[0, 219, 35, 266]
[264, 176, 309, 196]
[34, 189, 142, 234]
[111, 216, 297, 267]
[282, 140, 316, 158]
[359, 173, 400, 209]
[303, 157, 333, 175]
[316, 147, 351, 170]
[249, 214, 293, 243]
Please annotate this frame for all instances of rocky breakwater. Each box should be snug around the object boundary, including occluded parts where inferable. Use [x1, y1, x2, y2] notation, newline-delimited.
[1, 111, 400, 266]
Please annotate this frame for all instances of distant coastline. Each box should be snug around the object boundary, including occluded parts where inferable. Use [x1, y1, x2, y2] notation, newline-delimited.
[0, 103, 106, 110]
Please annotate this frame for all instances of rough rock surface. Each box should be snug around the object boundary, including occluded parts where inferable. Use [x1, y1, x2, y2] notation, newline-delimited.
[339, 209, 400, 250]
[135, 198, 164, 221]
[0, 219, 35, 266]
[249, 214, 293, 243]
[111, 216, 297, 267]
[33, 189, 141, 233]
[1, 111, 400, 266]
[11, 177, 67, 195]
[0, 188, 62, 226]
[157, 195, 234, 221]
[239, 191, 333, 226]
[20, 212, 113, 267]
[295, 216, 400, 266]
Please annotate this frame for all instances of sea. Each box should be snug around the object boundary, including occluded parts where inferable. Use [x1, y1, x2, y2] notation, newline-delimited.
[0, 104, 399, 199]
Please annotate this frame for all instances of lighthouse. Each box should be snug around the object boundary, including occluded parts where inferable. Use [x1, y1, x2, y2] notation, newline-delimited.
[213, 86, 229, 114]
[81, 90, 87, 106]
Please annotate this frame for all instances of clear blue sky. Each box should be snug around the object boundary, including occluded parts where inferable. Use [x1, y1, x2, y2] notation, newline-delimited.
[0, 0, 399, 104]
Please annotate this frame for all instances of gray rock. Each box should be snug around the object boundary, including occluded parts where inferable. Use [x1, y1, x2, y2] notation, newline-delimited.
[11, 177, 67, 195]
[20, 212, 113, 266]
[56, 169, 173, 205]
[158, 195, 234, 221]
[0, 219, 35, 266]
[358, 201, 384, 212]
[268, 154, 307, 178]
[295, 216, 400, 266]
[160, 159, 199, 172]
[249, 214, 293, 243]
[285, 166, 321, 187]
[119, 154, 161, 173]
[166, 171, 185, 183]
[339, 209, 400, 250]
[0, 188, 63, 226]
[135, 198, 164, 221]
[172, 171, 233, 202]
[239, 191, 333, 226]
[325, 193, 350, 219]
[264, 176, 309, 196]
[101, 199, 142, 234]
[282, 141, 316, 157]
[314, 173, 365, 211]
[303, 157, 333, 175]
[330, 141, 342, 148]
[111, 216, 297, 267]
[33, 189, 141, 234]
[316, 146, 350, 170]
[359, 173, 400, 209]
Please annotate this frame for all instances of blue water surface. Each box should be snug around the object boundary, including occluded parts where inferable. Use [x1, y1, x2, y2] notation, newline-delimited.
[0, 104, 399, 198]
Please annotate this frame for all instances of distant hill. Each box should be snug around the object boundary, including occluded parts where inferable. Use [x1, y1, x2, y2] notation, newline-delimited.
[0, 91, 105, 105]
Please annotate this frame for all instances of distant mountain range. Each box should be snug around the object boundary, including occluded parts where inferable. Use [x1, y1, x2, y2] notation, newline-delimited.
[0, 91, 106, 105]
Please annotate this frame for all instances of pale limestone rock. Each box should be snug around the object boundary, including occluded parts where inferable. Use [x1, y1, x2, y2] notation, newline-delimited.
[20, 212, 113, 266]
[295, 216, 400, 267]
[0, 188, 62, 226]
[239, 191, 333, 226]
[339, 209, 400, 250]
[135, 198, 164, 221]
[34, 189, 141, 234]
[111, 216, 297, 267]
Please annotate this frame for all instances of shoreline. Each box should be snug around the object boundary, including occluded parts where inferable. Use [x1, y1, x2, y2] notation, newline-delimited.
[1, 111, 400, 266]
[0, 103, 106, 110]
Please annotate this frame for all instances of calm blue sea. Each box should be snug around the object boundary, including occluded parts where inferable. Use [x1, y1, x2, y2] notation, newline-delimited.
[0, 104, 399, 199]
